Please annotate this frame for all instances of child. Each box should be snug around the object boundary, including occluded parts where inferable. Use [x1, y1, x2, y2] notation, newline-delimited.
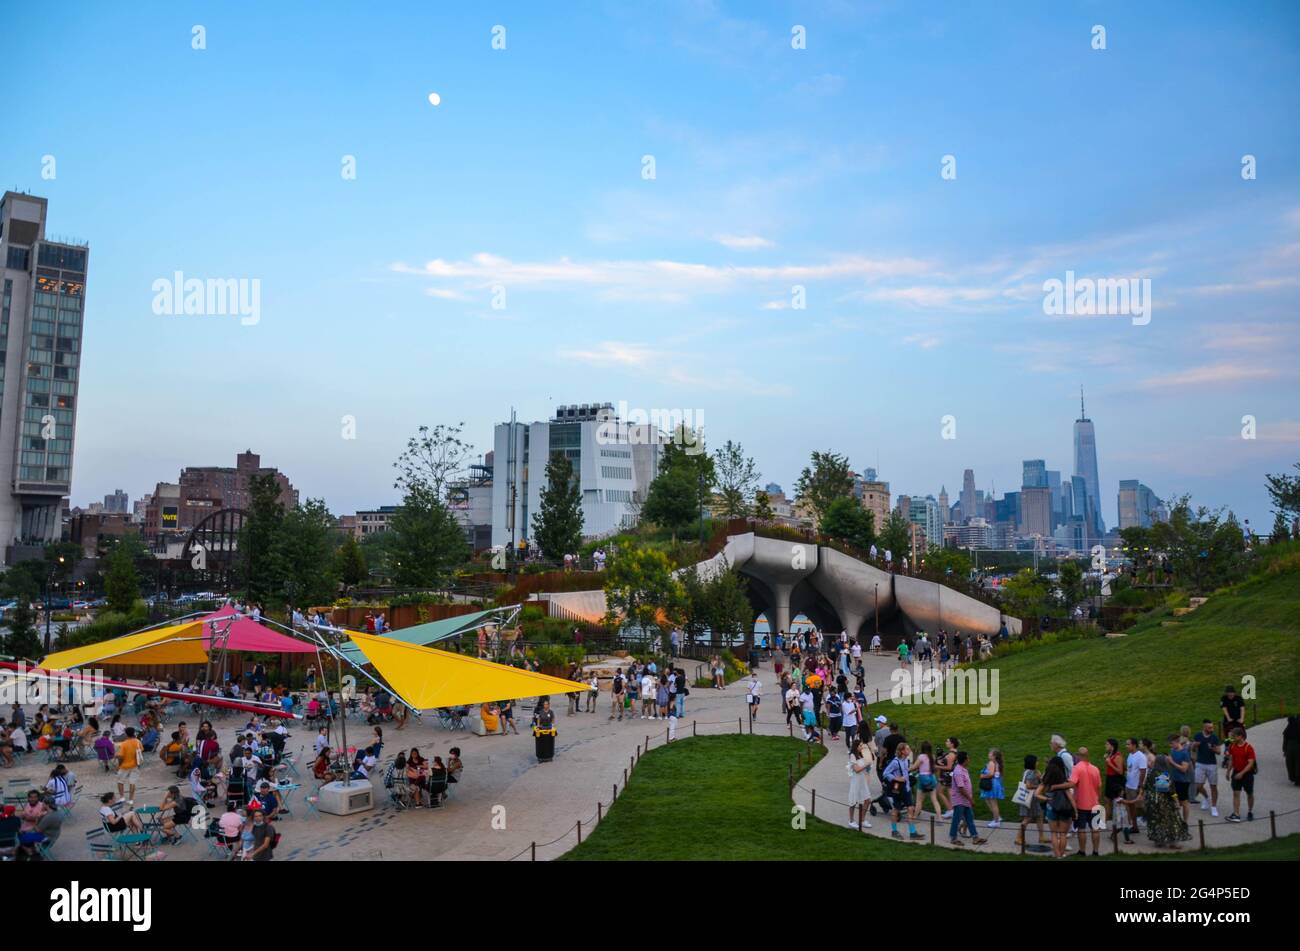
[1016, 754, 1046, 847]
[981, 748, 1005, 828]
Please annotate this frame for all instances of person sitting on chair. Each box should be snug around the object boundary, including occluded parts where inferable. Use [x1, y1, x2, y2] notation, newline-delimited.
[446, 747, 463, 786]
[251, 781, 283, 821]
[98, 792, 144, 834]
[427, 757, 449, 806]
[405, 749, 429, 807]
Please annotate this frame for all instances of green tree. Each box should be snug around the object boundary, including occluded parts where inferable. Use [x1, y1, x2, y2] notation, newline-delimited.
[386, 482, 468, 588]
[794, 450, 854, 528]
[603, 545, 685, 637]
[642, 431, 715, 534]
[275, 498, 338, 607]
[1057, 558, 1084, 613]
[922, 547, 972, 584]
[1148, 496, 1246, 593]
[752, 490, 774, 522]
[394, 422, 472, 501]
[641, 463, 699, 533]
[705, 566, 752, 651]
[1265, 462, 1300, 522]
[240, 472, 287, 603]
[819, 496, 875, 552]
[334, 533, 368, 589]
[2, 600, 41, 661]
[103, 546, 141, 615]
[1000, 568, 1053, 622]
[713, 440, 759, 518]
[532, 453, 584, 559]
[878, 510, 912, 562]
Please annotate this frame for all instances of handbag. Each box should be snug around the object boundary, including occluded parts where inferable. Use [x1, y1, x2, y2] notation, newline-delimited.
[1011, 781, 1032, 807]
[978, 775, 993, 792]
[1049, 788, 1074, 816]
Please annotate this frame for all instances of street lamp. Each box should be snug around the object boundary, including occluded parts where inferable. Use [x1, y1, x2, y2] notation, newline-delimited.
[43, 554, 66, 655]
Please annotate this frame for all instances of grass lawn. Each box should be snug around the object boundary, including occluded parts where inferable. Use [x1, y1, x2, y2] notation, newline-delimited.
[566, 560, 1300, 861]
[562, 735, 1300, 860]
[873, 563, 1300, 823]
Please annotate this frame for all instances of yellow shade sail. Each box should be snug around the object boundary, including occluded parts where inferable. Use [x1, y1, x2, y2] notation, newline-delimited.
[41, 621, 208, 670]
[346, 630, 586, 711]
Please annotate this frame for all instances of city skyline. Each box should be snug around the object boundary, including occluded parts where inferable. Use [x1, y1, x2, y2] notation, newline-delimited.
[3, 2, 1296, 527]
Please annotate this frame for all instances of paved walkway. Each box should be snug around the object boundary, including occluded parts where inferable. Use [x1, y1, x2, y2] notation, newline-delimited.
[16, 651, 1293, 860]
[792, 717, 1300, 856]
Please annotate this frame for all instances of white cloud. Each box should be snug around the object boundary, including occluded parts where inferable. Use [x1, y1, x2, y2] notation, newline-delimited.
[714, 234, 775, 250]
[1138, 362, 1279, 390]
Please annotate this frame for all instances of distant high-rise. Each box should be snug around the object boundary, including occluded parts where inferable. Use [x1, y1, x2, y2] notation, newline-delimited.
[104, 488, 129, 514]
[959, 469, 977, 523]
[1045, 470, 1063, 528]
[1118, 480, 1163, 530]
[1072, 388, 1104, 537]
[1019, 486, 1053, 538]
[1022, 459, 1048, 489]
[938, 485, 949, 522]
[0, 192, 88, 559]
[764, 482, 783, 497]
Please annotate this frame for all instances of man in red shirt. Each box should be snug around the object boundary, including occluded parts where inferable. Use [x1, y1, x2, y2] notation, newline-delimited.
[1069, 746, 1103, 856]
[1226, 727, 1257, 823]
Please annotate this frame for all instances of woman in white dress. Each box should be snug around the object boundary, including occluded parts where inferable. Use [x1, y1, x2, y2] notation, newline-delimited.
[847, 738, 873, 829]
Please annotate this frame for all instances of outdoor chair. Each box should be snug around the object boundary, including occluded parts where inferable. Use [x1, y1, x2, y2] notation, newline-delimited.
[387, 774, 412, 810]
[84, 828, 119, 860]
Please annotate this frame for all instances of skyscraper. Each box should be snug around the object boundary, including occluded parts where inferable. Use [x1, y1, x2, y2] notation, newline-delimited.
[938, 485, 949, 522]
[960, 468, 977, 524]
[1072, 388, 1104, 537]
[1022, 459, 1048, 489]
[0, 192, 88, 558]
[1118, 480, 1164, 529]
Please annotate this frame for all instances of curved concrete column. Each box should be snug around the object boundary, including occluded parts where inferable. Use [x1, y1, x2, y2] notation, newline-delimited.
[893, 574, 1005, 635]
[809, 547, 896, 640]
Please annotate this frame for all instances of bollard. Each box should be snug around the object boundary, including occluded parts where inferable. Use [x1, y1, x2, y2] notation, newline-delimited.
[645, 735, 650, 752]
[788, 720, 793, 737]
[613, 783, 617, 802]
[1198, 818, 1205, 850]
[693, 720, 697, 737]
[576, 819, 582, 844]
[597, 802, 602, 824]
[1270, 811, 1277, 839]
[875, 688, 879, 702]
[1018, 827, 1025, 855]
[811, 789, 816, 817]
[931, 814, 936, 845]
[739, 716, 743, 734]
[636, 744, 641, 763]
[666, 727, 670, 745]
[531, 841, 536, 861]
[623, 767, 628, 787]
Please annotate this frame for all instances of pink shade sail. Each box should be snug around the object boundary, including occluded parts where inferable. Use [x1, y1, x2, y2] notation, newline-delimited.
[200, 605, 318, 654]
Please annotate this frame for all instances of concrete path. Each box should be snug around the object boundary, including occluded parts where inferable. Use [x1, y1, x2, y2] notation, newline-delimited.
[793, 717, 1300, 856]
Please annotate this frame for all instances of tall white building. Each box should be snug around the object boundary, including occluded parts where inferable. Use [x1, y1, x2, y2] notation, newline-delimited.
[0, 192, 88, 559]
[491, 403, 662, 549]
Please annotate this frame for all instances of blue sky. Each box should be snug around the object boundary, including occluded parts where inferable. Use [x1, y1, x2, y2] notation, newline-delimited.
[5, 0, 1298, 526]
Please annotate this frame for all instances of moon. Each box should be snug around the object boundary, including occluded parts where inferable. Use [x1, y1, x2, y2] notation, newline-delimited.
[427, 92, 441, 106]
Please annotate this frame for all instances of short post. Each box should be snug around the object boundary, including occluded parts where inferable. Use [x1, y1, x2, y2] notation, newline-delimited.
[1270, 810, 1277, 839]
[1198, 818, 1205, 850]
[666, 727, 670, 744]
[875, 688, 879, 702]
[788, 720, 793, 737]
[1112, 828, 1120, 854]
[693, 720, 697, 737]
[597, 802, 602, 824]
[623, 767, 628, 787]
[738, 716, 742, 734]
[636, 744, 641, 763]
[645, 735, 649, 752]
[530, 841, 536, 861]
[931, 814, 936, 845]
[811, 788, 816, 817]
[612, 783, 617, 802]
[576, 819, 582, 844]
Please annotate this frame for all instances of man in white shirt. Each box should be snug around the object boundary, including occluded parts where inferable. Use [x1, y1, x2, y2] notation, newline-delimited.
[746, 674, 762, 720]
[640, 673, 656, 719]
[851, 640, 862, 663]
[1123, 737, 1147, 836]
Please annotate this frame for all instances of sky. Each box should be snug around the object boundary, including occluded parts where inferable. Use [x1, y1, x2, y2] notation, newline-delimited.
[4, 0, 1298, 528]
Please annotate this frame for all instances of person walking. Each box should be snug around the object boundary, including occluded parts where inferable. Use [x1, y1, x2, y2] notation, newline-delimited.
[1225, 727, 1257, 823]
[847, 739, 873, 830]
[947, 751, 985, 846]
[1015, 754, 1046, 849]
[883, 742, 922, 840]
[1190, 720, 1222, 817]
[1069, 747, 1103, 857]
[979, 748, 1005, 828]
